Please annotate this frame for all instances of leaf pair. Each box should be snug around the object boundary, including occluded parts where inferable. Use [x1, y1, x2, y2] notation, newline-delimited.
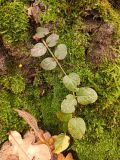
[62, 72, 98, 105]
[31, 31, 59, 58]
[31, 28, 68, 70]
[34, 27, 59, 47]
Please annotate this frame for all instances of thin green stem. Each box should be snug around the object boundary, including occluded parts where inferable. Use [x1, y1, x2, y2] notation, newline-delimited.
[42, 40, 67, 76]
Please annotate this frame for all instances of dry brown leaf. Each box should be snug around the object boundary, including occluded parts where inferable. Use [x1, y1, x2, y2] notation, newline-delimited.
[14, 109, 45, 143]
[9, 131, 31, 160]
[0, 141, 18, 160]
[7, 155, 19, 160]
[65, 153, 74, 160]
[57, 153, 74, 160]
[23, 131, 35, 145]
[43, 132, 52, 141]
[27, 5, 40, 23]
[57, 153, 65, 160]
[9, 131, 51, 160]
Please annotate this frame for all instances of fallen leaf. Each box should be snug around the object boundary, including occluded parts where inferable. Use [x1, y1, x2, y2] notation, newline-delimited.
[43, 132, 52, 142]
[23, 131, 35, 145]
[53, 134, 70, 154]
[27, 144, 51, 160]
[9, 131, 51, 160]
[0, 141, 19, 160]
[9, 131, 31, 160]
[57, 153, 74, 160]
[28, 5, 40, 23]
[65, 153, 74, 160]
[57, 153, 65, 160]
[14, 109, 45, 143]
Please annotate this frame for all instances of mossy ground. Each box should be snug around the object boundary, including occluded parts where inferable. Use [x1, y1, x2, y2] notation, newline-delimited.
[0, 0, 120, 159]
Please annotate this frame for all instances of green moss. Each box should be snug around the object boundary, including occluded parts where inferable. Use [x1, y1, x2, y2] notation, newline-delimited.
[94, 59, 120, 109]
[39, 72, 68, 133]
[0, 1, 29, 43]
[0, 73, 42, 143]
[0, 74, 25, 94]
[73, 129, 120, 160]
[40, 0, 67, 24]
[0, 90, 26, 144]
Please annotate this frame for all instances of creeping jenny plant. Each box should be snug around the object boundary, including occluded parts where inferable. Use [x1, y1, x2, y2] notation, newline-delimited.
[31, 27, 98, 140]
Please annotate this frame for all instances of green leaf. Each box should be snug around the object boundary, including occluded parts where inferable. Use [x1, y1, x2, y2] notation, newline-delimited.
[68, 118, 86, 140]
[54, 44, 67, 60]
[56, 112, 72, 122]
[63, 73, 80, 92]
[31, 43, 47, 57]
[61, 94, 77, 113]
[46, 33, 59, 47]
[35, 27, 49, 38]
[76, 87, 98, 105]
[54, 133, 70, 154]
[40, 57, 57, 70]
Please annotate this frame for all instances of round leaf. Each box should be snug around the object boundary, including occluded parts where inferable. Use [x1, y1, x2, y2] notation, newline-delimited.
[63, 73, 80, 92]
[61, 94, 77, 113]
[69, 73, 80, 86]
[54, 133, 70, 154]
[31, 43, 47, 57]
[76, 87, 98, 105]
[68, 118, 86, 140]
[35, 27, 49, 38]
[54, 44, 67, 60]
[46, 33, 59, 47]
[40, 57, 57, 70]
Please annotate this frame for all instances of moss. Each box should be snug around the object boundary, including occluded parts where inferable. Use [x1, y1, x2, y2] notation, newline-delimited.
[94, 59, 120, 109]
[40, 0, 67, 25]
[73, 129, 120, 160]
[0, 90, 26, 144]
[96, 0, 120, 37]
[0, 1, 29, 43]
[39, 72, 68, 133]
[0, 74, 25, 94]
[0, 73, 42, 143]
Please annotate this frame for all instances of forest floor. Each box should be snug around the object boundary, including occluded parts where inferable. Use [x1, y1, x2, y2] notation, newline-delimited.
[0, 0, 120, 160]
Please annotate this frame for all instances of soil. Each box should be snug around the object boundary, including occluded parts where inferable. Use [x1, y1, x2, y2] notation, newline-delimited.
[0, 37, 7, 75]
[84, 17, 118, 69]
[109, 0, 120, 9]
